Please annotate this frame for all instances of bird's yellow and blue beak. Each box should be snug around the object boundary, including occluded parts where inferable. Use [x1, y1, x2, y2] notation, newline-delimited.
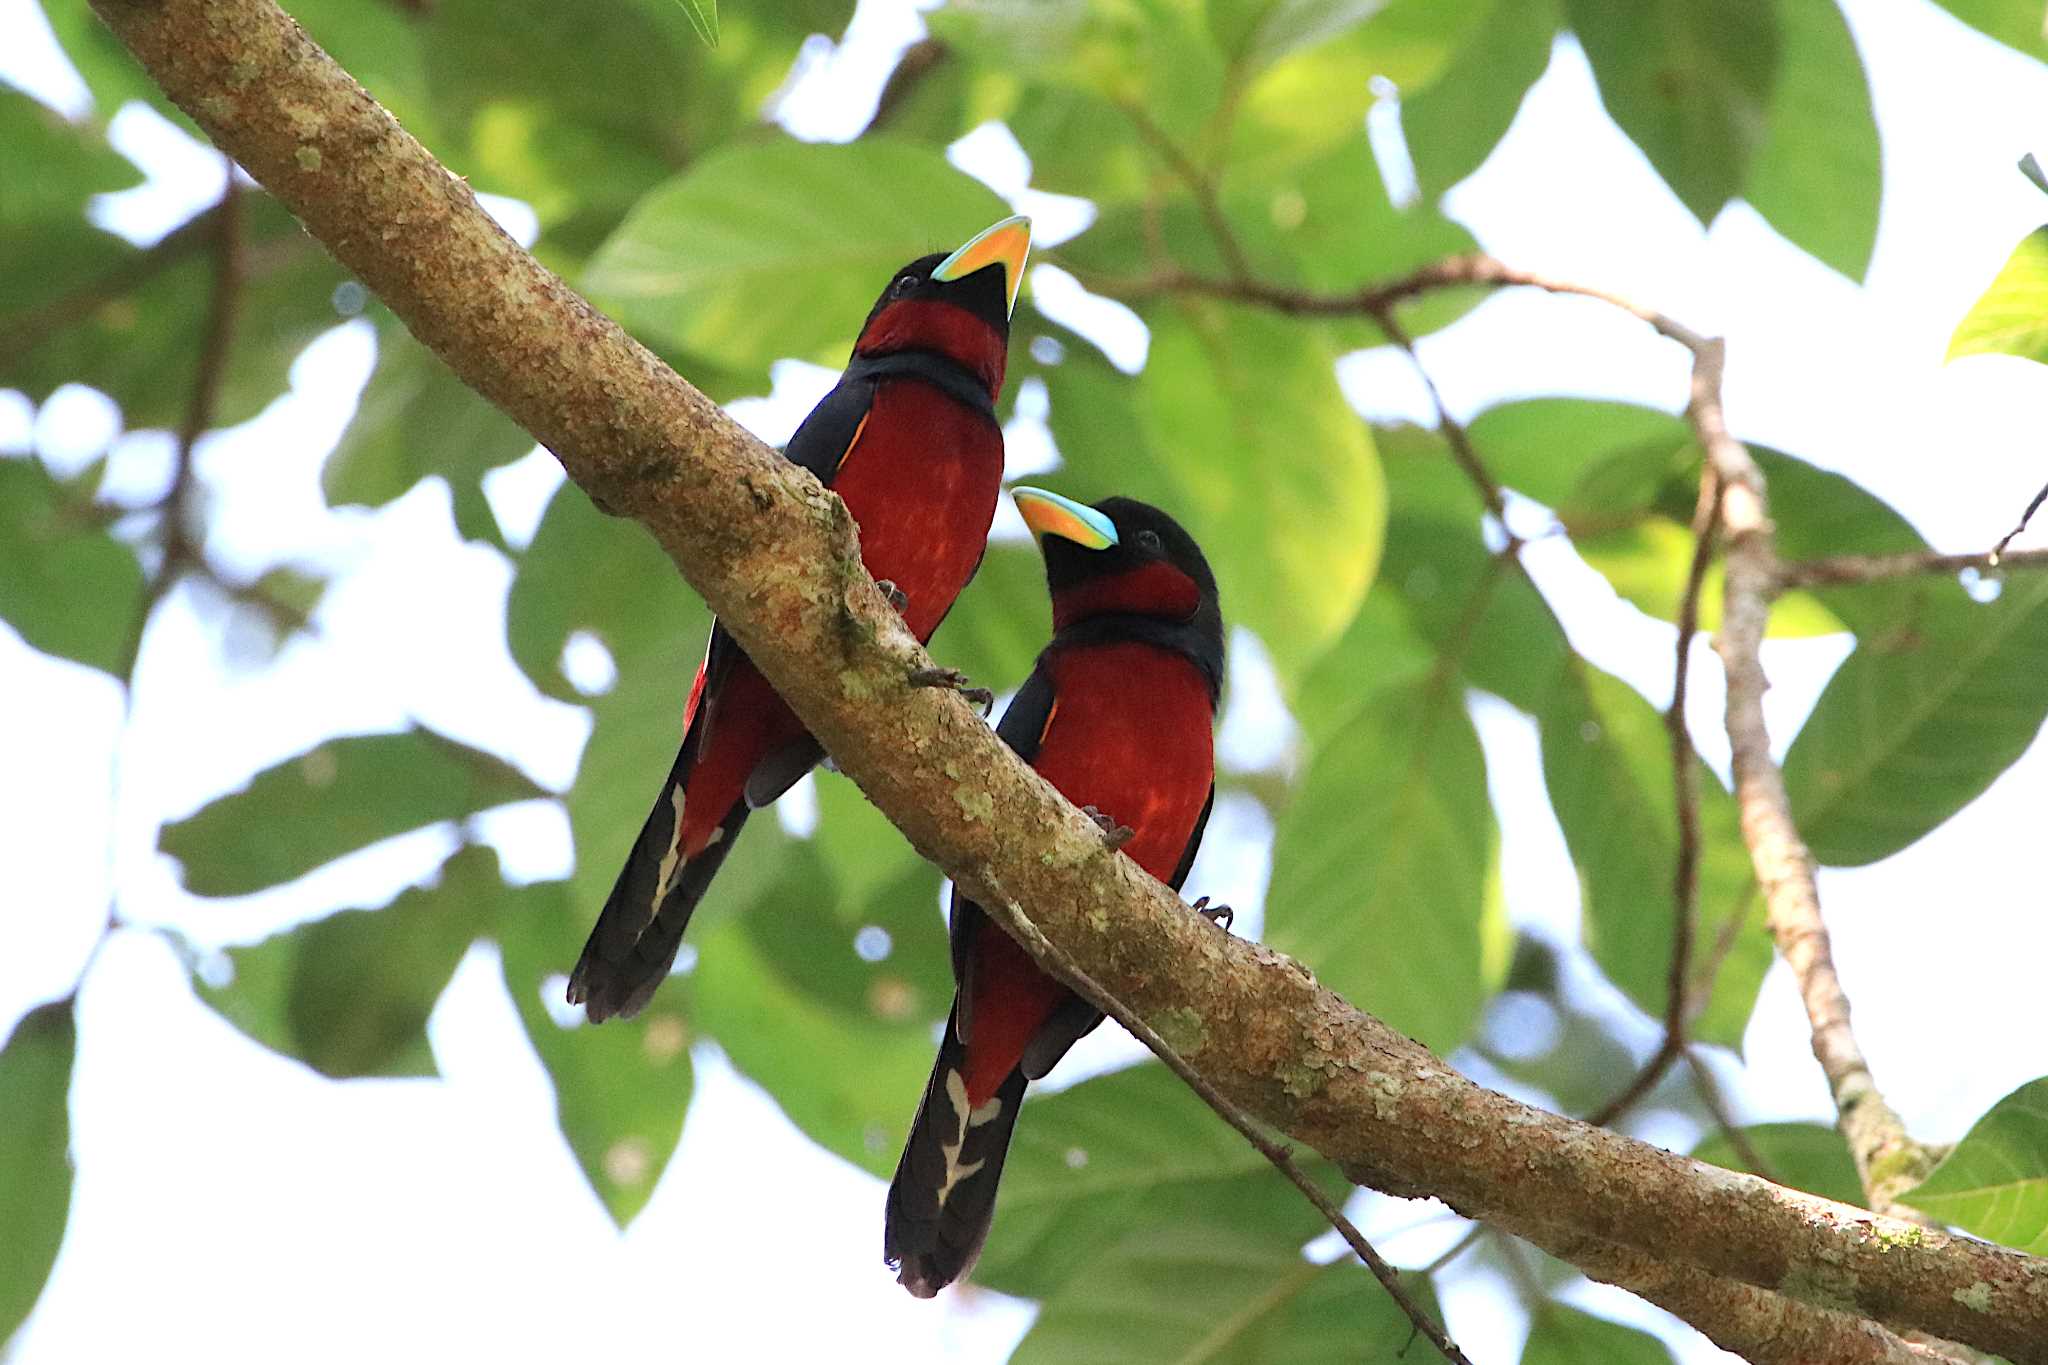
[1013, 486, 1117, 550]
[932, 214, 1032, 317]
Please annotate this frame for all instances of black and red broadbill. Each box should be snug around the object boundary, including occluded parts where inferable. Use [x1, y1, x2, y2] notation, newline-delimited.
[885, 488, 1226, 1298]
[568, 215, 1033, 1024]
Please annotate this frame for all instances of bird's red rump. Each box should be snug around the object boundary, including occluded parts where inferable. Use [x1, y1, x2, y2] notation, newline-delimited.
[678, 661, 804, 858]
[1051, 560, 1202, 632]
[961, 643, 1216, 1105]
[857, 299, 1008, 397]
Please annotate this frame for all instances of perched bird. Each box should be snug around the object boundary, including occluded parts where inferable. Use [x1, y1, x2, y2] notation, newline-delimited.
[569, 215, 1033, 1023]
[885, 488, 1226, 1298]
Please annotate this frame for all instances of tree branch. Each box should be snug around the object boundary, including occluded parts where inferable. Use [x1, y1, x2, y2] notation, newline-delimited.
[991, 885, 1469, 1365]
[88, 1, 2048, 1357]
[1681, 338, 1937, 1215]
[1775, 546, 2048, 590]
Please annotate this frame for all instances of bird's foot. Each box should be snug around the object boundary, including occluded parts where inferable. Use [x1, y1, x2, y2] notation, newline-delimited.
[1189, 895, 1234, 932]
[1081, 805, 1136, 851]
[908, 666, 995, 716]
[874, 579, 911, 613]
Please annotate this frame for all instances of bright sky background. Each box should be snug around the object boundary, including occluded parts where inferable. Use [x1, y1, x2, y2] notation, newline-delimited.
[4, 0, 2047, 1361]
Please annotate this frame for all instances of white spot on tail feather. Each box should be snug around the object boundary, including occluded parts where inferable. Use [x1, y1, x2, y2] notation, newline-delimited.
[935, 1069, 1003, 1207]
[651, 785, 687, 908]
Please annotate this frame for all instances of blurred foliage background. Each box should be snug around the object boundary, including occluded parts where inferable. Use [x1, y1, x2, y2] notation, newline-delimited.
[6, 0, 2048, 1360]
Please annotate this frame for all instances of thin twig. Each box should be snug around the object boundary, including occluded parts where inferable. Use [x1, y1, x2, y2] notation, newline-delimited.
[1068, 252, 1712, 350]
[1685, 1046, 1777, 1183]
[93, 171, 246, 1000]
[1775, 545, 2048, 590]
[1120, 104, 1254, 282]
[1419, 1222, 1487, 1277]
[1584, 1035, 1684, 1129]
[1369, 302, 1511, 527]
[113, 174, 245, 684]
[862, 38, 948, 137]
[987, 882, 1472, 1365]
[0, 206, 223, 372]
[1991, 479, 2048, 565]
[1665, 471, 1722, 1038]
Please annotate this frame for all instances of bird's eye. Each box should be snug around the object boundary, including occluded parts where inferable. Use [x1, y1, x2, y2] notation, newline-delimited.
[1136, 529, 1163, 553]
[891, 274, 919, 297]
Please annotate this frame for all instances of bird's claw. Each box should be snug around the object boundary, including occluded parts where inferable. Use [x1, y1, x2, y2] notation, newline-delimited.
[907, 666, 995, 716]
[1081, 805, 1135, 851]
[1190, 896, 1234, 932]
[874, 579, 911, 613]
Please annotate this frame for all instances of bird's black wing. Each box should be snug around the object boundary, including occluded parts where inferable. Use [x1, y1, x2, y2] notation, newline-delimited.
[781, 373, 877, 487]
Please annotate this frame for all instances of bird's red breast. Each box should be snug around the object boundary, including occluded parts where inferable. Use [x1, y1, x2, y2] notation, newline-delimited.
[831, 378, 1006, 642]
[959, 642, 1216, 1105]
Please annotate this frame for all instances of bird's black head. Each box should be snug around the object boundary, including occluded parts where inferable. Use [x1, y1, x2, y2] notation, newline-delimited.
[854, 216, 1031, 397]
[1013, 488, 1225, 683]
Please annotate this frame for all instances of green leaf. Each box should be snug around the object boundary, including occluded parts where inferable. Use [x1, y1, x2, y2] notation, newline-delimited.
[1292, 588, 1436, 747]
[323, 324, 535, 546]
[928, 0, 1227, 156]
[504, 483, 774, 923]
[1207, 0, 1386, 75]
[1017, 1212, 1439, 1364]
[1903, 1077, 2048, 1253]
[1467, 402, 1944, 637]
[1337, 0, 1495, 87]
[1948, 227, 2048, 366]
[1576, 516, 1843, 641]
[1744, 0, 1880, 281]
[161, 727, 546, 897]
[1401, 0, 1559, 200]
[198, 846, 503, 1078]
[2021, 153, 2048, 198]
[1563, 0, 1780, 224]
[5, 193, 352, 433]
[927, 541, 1056, 704]
[1465, 399, 1691, 510]
[585, 139, 1012, 376]
[1538, 663, 1766, 1046]
[1692, 1123, 1864, 1207]
[1750, 447, 1958, 638]
[1368, 424, 1574, 714]
[675, 0, 719, 46]
[1060, 130, 1484, 348]
[0, 90, 139, 223]
[1265, 680, 1498, 1050]
[496, 878, 694, 1224]
[1926, 1, 2048, 59]
[0, 1001, 74, 1350]
[1523, 1304, 1675, 1365]
[742, 815, 953, 1028]
[689, 904, 939, 1178]
[1045, 306, 1384, 683]
[975, 1063, 1328, 1298]
[421, 0, 850, 264]
[1466, 404, 2016, 876]
[1784, 572, 2048, 865]
[0, 456, 145, 677]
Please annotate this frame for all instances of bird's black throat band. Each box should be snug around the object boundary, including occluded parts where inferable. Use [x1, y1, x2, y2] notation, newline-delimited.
[842, 348, 996, 418]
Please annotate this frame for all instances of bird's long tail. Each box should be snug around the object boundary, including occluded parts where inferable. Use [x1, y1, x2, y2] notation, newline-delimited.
[884, 1005, 1030, 1297]
[566, 731, 750, 1023]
